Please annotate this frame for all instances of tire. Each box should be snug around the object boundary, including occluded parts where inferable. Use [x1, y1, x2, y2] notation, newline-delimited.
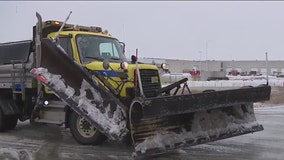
[69, 111, 107, 145]
[0, 109, 5, 132]
[4, 114, 18, 130]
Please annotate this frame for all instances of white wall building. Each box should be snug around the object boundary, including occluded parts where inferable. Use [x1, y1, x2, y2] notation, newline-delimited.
[139, 58, 284, 76]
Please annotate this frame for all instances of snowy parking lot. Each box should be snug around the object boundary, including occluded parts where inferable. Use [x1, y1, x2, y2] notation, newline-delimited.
[1, 104, 284, 160]
[0, 85, 284, 160]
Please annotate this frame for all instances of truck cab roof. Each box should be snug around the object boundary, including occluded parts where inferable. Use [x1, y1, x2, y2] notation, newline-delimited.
[33, 20, 112, 40]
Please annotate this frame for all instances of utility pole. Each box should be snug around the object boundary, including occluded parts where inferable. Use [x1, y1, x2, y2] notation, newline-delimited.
[198, 51, 202, 71]
[205, 41, 208, 71]
[265, 52, 268, 85]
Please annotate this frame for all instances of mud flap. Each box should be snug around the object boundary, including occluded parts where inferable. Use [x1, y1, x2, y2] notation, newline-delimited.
[31, 38, 128, 140]
[130, 85, 271, 157]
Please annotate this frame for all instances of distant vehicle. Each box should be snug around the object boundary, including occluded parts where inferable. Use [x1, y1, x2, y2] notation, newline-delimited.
[229, 69, 239, 76]
[249, 71, 258, 76]
[277, 75, 284, 78]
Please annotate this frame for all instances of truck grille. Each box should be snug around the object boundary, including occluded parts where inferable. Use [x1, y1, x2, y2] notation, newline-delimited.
[138, 69, 161, 98]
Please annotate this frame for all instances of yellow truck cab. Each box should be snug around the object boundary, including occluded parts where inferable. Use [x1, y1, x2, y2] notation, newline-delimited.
[44, 20, 161, 105]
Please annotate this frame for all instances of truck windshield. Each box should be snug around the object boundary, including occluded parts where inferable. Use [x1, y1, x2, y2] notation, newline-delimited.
[76, 34, 127, 64]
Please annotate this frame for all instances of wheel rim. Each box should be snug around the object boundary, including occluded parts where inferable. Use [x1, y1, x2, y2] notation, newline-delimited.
[76, 116, 96, 138]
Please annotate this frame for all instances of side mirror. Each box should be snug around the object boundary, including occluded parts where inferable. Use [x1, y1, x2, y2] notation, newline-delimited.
[102, 59, 110, 70]
[119, 42, 125, 54]
[131, 55, 137, 64]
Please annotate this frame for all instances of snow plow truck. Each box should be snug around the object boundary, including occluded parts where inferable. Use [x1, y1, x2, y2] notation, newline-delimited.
[0, 12, 271, 157]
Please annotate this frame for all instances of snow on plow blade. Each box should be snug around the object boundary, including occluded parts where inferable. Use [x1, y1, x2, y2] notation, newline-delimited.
[130, 85, 271, 156]
[31, 38, 128, 140]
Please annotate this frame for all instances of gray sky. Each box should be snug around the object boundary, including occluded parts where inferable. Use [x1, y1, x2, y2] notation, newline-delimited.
[1, 1, 284, 61]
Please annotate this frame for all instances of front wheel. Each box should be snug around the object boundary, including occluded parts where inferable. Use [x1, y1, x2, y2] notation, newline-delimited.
[69, 111, 107, 145]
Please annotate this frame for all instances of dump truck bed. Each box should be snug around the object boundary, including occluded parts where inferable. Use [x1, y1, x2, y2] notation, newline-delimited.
[0, 40, 35, 89]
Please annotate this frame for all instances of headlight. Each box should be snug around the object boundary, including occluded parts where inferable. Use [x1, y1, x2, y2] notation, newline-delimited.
[120, 62, 129, 70]
[43, 100, 49, 106]
[102, 60, 110, 70]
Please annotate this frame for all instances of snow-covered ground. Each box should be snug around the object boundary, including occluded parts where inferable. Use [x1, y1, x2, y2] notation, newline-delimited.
[187, 79, 284, 88]
[1, 105, 284, 160]
[162, 76, 284, 88]
[0, 75, 283, 160]
[0, 148, 32, 160]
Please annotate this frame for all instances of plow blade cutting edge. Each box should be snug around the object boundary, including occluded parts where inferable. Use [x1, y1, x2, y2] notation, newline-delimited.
[31, 38, 128, 140]
[130, 85, 271, 156]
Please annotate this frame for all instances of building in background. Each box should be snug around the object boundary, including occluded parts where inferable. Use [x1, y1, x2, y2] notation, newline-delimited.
[138, 58, 284, 80]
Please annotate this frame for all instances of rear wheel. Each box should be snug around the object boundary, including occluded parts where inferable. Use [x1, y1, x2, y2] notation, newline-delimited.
[69, 111, 107, 145]
[0, 109, 4, 131]
[4, 114, 18, 130]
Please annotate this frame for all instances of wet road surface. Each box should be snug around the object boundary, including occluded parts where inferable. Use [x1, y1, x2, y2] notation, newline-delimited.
[0, 105, 284, 160]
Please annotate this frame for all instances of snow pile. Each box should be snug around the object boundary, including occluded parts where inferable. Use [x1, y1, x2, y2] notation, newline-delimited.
[162, 76, 284, 88]
[0, 148, 32, 160]
[33, 68, 75, 98]
[135, 104, 260, 154]
[31, 67, 128, 140]
[161, 73, 192, 83]
[187, 79, 284, 88]
[135, 130, 192, 154]
[76, 79, 128, 139]
[227, 75, 277, 81]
